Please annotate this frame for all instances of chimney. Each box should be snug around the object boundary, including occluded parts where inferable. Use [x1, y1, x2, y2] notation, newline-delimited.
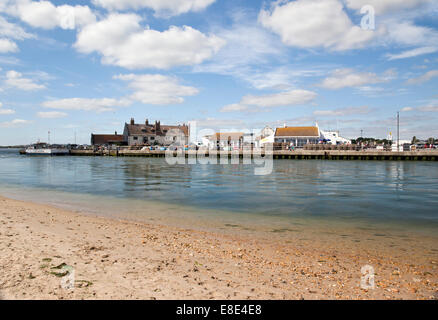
[130, 118, 135, 125]
[115, 131, 117, 135]
[145, 119, 149, 126]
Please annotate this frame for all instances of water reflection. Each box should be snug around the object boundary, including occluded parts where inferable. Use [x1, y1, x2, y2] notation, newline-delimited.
[0, 149, 437, 227]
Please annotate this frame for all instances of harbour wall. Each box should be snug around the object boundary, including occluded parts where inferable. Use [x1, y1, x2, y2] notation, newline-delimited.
[69, 149, 438, 161]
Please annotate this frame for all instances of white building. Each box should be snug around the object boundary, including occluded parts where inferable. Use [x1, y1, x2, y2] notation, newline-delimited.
[320, 130, 351, 145]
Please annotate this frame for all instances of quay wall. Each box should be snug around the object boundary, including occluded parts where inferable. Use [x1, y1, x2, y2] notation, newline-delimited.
[68, 149, 438, 161]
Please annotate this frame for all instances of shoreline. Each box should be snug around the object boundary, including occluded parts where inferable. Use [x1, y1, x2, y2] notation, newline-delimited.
[1, 195, 437, 300]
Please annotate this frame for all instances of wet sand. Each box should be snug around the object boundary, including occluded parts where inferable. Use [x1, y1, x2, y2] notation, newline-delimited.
[0, 195, 437, 300]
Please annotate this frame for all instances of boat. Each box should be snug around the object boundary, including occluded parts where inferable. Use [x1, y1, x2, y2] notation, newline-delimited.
[23, 143, 70, 155]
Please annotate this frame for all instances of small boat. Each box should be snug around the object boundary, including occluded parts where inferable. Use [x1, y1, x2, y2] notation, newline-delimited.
[24, 143, 69, 155]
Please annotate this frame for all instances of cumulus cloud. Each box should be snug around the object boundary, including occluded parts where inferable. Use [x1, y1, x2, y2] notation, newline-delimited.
[313, 106, 371, 116]
[318, 68, 395, 90]
[259, 0, 375, 51]
[0, 15, 33, 40]
[92, 0, 215, 17]
[0, 38, 18, 53]
[3, 70, 46, 91]
[1, 0, 96, 30]
[37, 111, 68, 118]
[0, 15, 34, 53]
[385, 20, 438, 47]
[42, 98, 131, 113]
[74, 14, 224, 70]
[406, 70, 438, 85]
[220, 89, 317, 112]
[114, 74, 199, 105]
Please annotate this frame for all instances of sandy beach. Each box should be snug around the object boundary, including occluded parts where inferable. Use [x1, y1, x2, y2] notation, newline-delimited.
[0, 195, 437, 300]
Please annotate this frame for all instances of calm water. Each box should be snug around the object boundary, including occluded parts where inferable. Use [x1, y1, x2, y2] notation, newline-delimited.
[1, 149, 438, 233]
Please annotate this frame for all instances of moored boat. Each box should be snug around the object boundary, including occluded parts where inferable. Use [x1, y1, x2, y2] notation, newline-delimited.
[23, 143, 69, 155]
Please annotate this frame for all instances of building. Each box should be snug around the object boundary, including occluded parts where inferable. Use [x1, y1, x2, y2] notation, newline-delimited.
[260, 126, 275, 139]
[274, 126, 320, 147]
[206, 132, 244, 150]
[259, 126, 275, 147]
[123, 118, 189, 146]
[320, 130, 351, 145]
[91, 132, 124, 146]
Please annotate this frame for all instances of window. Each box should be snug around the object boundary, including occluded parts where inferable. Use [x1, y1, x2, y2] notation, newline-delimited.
[133, 136, 138, 141]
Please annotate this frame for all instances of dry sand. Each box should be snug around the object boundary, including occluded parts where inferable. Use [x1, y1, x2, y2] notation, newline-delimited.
[0, 195, 437, 300]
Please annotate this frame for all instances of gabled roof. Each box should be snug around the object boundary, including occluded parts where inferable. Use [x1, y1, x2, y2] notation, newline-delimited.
[275, 127, 320, 137]
[124, 124, 189, 136]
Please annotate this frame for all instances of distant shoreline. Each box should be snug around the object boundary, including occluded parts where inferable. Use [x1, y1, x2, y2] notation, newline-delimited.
[0, 146, 26, 149]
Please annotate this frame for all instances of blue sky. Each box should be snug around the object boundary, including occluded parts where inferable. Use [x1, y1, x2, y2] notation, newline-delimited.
[0, 0, 437, 145]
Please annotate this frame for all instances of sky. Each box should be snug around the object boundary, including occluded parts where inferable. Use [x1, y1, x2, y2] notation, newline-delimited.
[0, 0, 437, 145]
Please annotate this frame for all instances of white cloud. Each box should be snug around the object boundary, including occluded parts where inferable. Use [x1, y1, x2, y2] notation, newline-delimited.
[401, 107, 414, 112]
[384, 21, 438, 47]
[42, 98, 131, 113]
[220, 103, 250, 113]
[406, 70, 438, 85]
[2, 0, 96, 30]
[92, 0, 215, 17]
[114, 74, 199, 105]
[259, 0, 375, 51]
[4, 70, 46, 91]
[0, 38, 18, 53]
[313, 106, 371, 116]
[220, 89, 317, 112]
[37, 111, 68, 119]
[241, 89, 317, 107]
[387, 46, 438, 60]
[74, 13, 225, 70]
[0, 15, 33, 40]
[0, 102, 15, 115]
[193, 10, 286, 86]
[0, 118, 31, 128]
[345, 0, 431, 14]
[318, 68, 394, 89]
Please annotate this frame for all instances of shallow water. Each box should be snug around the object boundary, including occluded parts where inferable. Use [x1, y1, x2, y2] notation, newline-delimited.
[1, 148, 438, 236]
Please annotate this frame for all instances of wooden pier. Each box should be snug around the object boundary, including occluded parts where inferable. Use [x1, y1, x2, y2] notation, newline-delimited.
[68, 149, 438, 161]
